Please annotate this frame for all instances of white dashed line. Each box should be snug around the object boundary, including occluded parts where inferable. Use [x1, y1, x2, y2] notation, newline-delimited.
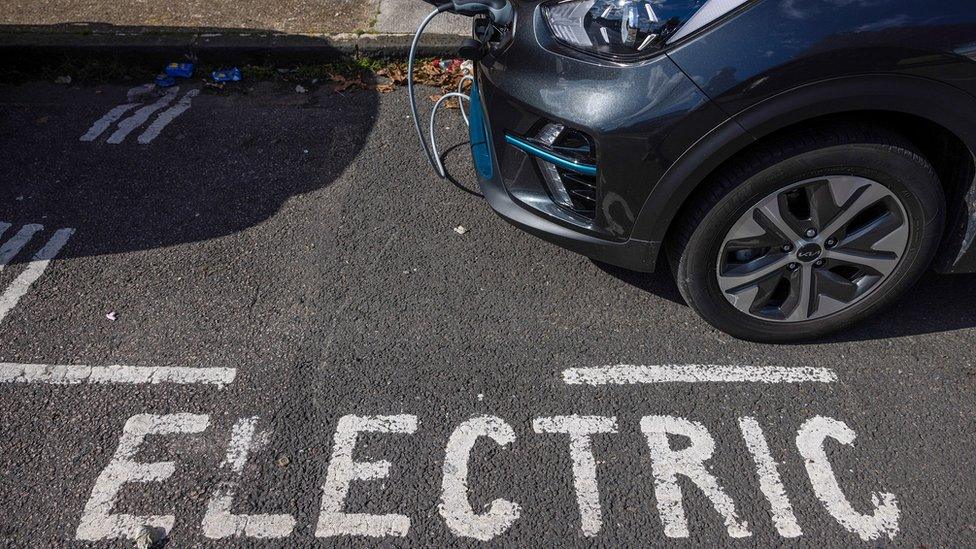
[562, 364, 837, 385]
[0, 363, 237, 387]
[80, 102, 140, 142]
[82, 85, 199, 145]
[0, 226, 74, 323]
[137, 89, 200, 144]
[0, 223, 44, 270]
[106, 86, 180, 144]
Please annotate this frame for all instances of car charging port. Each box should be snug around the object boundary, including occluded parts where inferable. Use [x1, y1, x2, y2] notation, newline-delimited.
[458, 38, 488, 61]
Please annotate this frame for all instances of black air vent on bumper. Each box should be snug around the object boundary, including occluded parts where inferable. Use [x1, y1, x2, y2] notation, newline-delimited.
[557, 168, 597, 216]
[507, 124, 599, 219]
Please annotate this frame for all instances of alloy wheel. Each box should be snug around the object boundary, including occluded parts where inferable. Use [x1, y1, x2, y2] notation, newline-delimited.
[715, 176, 910, 322]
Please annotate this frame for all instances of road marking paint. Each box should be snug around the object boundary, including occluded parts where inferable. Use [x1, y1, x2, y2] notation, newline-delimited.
[127, 83, 157, 101]
[563, 364, 837, 385]
[641, 415, 751, 538]
[440, 416, 521, 541]
[533, 416, 616, 537]
[316, 415, 418, 538]
[60, 412, 901, 542]
[0, 223, 44, 271]
[80, 102, 140, 142]
[203, 417, 296, 538]
[80, 84, 171, 142]
[738, 417, 803, 538]
[0, 227, 74, 323]
[76, 413, 211, 541]
[796, 416, 899, 541]
[0, 363, 237, 387]
[106, 86, 180, 144]
[137, 89, 200, 144]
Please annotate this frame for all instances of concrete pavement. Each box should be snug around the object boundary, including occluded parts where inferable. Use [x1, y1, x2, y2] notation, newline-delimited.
[375, 0, 470, 36]
[0, 0, 468, 36]
[0, 0, 470, 61]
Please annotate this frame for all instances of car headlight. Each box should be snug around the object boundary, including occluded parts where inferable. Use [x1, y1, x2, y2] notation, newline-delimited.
[542, 0, 706, 59]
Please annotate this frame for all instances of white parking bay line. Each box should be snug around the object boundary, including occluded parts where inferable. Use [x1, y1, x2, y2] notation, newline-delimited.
[562, 364, 837, 385]
[137, 89, 200, 144]
[0, 227, 74, 323]
[0, 363, 237, 387]
[0, 223, 44, 271]
[79, 102, 139, 142]
[106, 86, 180, 144]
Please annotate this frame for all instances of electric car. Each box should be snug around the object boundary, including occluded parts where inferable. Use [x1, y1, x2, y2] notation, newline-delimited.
[464, 0, 976, 342]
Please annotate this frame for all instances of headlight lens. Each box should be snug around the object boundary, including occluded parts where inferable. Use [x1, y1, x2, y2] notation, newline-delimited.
[542, 0, 706, 59]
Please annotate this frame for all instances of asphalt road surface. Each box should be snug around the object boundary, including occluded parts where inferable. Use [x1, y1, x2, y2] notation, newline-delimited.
[0, 79, 974, 547]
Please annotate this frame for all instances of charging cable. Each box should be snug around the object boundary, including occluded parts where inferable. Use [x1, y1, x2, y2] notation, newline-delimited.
[410, 1, 510, 178]
[429, 92, 472, 177]
[457, 74, 474, 125]
[429, 76, 477, 177]
[409, 7, 460, 179]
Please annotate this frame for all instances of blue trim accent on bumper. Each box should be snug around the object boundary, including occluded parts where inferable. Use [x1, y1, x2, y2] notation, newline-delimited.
[468, 80, 494, 181]
[503, 134, 598, 176]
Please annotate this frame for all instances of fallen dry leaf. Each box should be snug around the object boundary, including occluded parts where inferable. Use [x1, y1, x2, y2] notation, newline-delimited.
[330, 73, 369, 93]
[369, 59, 470, 99]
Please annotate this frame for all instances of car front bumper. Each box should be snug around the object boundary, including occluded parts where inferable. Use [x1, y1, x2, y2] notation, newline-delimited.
[467, 3, 729, 273]
[469, 78, 661, 272]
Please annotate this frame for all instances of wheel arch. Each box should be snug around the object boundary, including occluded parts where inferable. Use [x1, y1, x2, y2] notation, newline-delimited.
[631, 74, 976, 273]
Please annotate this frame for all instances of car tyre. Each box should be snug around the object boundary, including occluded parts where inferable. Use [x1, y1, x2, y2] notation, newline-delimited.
[668, 124, 945, 342]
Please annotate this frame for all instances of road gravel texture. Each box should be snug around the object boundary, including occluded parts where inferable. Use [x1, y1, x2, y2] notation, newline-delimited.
[0, 80, 973, 547]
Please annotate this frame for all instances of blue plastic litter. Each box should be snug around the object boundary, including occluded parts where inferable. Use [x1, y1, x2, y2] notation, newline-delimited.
[154, 74, 177, 88]
[164, 62, 194, 78]
[211, 68, 242, 83]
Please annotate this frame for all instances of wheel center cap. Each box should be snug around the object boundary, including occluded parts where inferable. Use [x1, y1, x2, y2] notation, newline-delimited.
[796, 243, 823, 262]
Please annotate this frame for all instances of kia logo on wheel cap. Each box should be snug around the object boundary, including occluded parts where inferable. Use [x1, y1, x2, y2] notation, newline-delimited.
[796, 243, 823, 262]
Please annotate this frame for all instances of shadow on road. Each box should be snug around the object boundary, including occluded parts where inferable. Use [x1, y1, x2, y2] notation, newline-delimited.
[824, 272, 976, 342]
[593, 260, 686, 306]
[440, 140, 483, 198]
[599, 260, 976, 341]
[0, 28, 379, 263]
